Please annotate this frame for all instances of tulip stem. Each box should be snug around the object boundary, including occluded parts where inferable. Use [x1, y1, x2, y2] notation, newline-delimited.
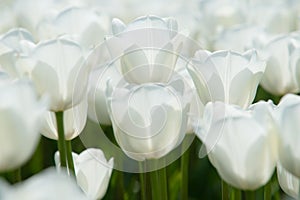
[264, 181, 272, 200]
[55, 111, 67, 167]
[150, 166, 168, 200]
[245, 191, 255, 200]
[65, 140, 75, 178]
[139, 162, 147, 200]
[181, 145, 190, 200]
[222, 180, 230, 200]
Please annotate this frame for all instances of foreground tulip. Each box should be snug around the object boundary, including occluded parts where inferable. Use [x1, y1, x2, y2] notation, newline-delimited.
[106, 78, 190, 161]
[275, 94, 300, 178]
[260, 33, 300, 95]
[277, 162, 299, 199]
[0, 81, 47, 171]
[40, 99, 88, 140]
[197, 101, 277, 190]
[0, 168, 88, 200]
[187, 49, 266, 108]
[55, 148, 114, 200]
[17, 38, 89, 111]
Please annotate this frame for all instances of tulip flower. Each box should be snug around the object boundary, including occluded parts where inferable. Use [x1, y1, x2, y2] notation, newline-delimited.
[197, 101, 277, 190]
[260, 33, 300, 95]
[37, 7, 110, 50]
[0, 28, 35, 77]
[17, 38, 90, 111]
[187, 49, 266, 109]
[40, 99, 88, 140]
[214, 25, 269, 52]
[0, 168, 88, 200]
[87, 65, 122, 125]
[106, 78, 190, 161]
[275, 94, 300, 178]
[0, 80, 47, 171]
[105, 15, 184, 84]
[277, 162, 299, 199]
[55, 148, 114, 200]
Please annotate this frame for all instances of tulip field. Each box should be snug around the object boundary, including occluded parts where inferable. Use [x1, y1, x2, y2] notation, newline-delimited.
[0, 0, 300, 199]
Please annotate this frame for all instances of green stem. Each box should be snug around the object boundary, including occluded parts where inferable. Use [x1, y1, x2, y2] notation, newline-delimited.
[181, 146, 190, 200]
[150, 167, 168, 200]
[150, 169, 159, 200]
[264, 181, 272, 200]
[139, 162, 147, 200]
[65, 140, 75, 178]
[230, 188, 241, 200]
[160, 167, 168, 200]
[55, 111, 67, 167]
[245, 191, 255, 200]
[222, 180, 230, 200]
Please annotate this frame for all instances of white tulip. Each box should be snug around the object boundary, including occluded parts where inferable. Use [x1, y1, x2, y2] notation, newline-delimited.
[214, 25, 270, 52]
[275, 94, 300, 178]
[55, 148, 114, 200]
[277, 162, 299, 199]
[260, 33, 300, 95]
[0, 28, 35, 78]
[0, 168, 88, 200]
[87, 65, 122, 125]
[198, 101, 277, 190]
[0, 81, 47, 171]
[187, 49, 266, 108]
[105, 15, 184, 84]
[106, 79, 190, 161]
[37, 7, 110, 50]
[17, 38, 90, 111]
[40, 99, 88, 140]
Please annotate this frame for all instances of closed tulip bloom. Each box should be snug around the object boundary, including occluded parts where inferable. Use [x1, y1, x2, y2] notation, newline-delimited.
[197, 101, 276, 190]
[106, 79, 189, 161]
[187, 49, 266, 108]
[260, 34, 300, 95]
[105, 15, 184, 84]
[0, 81, 47, 171]
[37, 7, 110, 50]
[0, 28, 35, 77]
[55, 148, 114, 200]
[275, 94, 300, 178]
[18, 38, 90, 111]
[40, 99, 88, 140]
[277, 162, 299, 199]
[87, 65, 122, 125]
[0, 168, 88, 200]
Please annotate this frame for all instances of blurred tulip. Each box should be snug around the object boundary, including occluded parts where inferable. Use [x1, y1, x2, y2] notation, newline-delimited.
[17, 38, 90, 111]
[0, 28, 35, 77]
[260, 33, 300, 95]
[0, 81, 47, 171]
[40, 98, 88, 140]
[214, 25, 270, 52]
[275, 94, 300, 178]
[37, 7, 111, 51]
[0, 168, 88, 200]
[55, 148, 114, 200]
[87, 65, 122, 125]
[106, 78, 190, 161]
[197, 101, 277, 190]
[187, 49, 266, 108]
[277, 162, 299, 199]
